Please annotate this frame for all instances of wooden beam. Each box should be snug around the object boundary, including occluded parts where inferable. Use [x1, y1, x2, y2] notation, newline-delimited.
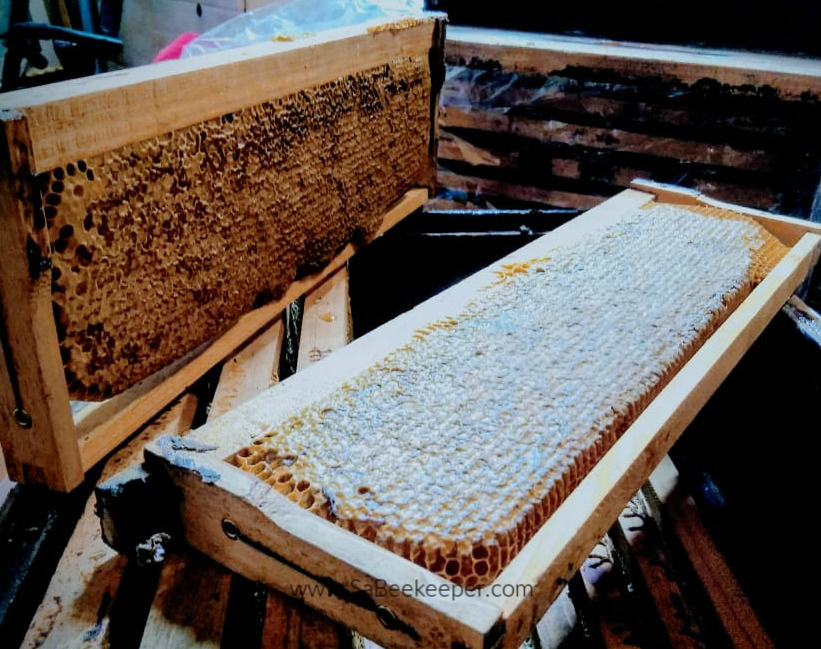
[0, 110, 82, 489]
[441, 107, 772, 172]
[0, 18, 440, 173]
[210, 320, 285, 420]
[437, 169, 606, 210]
[647, 456, 776, 649]
[296, 269, 352, 372]
[438, 131, 781, 212]
[445, 27, 821, 101]
[138, 552, 232, 649]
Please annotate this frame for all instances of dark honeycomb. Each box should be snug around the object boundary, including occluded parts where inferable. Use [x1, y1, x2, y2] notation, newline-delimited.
[42, 57, 432, 399]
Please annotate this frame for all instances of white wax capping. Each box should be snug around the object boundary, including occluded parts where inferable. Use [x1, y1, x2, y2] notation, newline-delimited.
[238, 203, 775, 581]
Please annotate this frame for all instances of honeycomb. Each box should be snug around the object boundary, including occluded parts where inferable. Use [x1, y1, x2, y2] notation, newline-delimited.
[232, 203, 788, 587]
[41, 57, 432, 399]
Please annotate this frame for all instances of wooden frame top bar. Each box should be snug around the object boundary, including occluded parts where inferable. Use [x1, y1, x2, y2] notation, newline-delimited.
[0, 17, 440, 173]
[445, 26, 821, 100]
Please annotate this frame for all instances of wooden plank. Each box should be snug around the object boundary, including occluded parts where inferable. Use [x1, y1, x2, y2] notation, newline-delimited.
[441, 107, 772, 172]
[0, 19, 439, 173]
[296, 269, 352, 371]
[617, 493, 706, 649]
[646, 456, 776, 649]
[439, 131, 581, 179]
[437, 169, 606, 210]
[445, 27, 821, 101]
[441, 77, 809, 144]
[210, 320, 285, 420]
[265, 267, 353, 649]
[438, 131, 505, 169]
[20, 395, 198, 649]
[439, 131, 781, 212]
[75, 188, 427, 473]
[139, 322, 284, 649]
[489, 230, 819, 649]
[138, 553, 232, 649]
[0, 110, 82, 490]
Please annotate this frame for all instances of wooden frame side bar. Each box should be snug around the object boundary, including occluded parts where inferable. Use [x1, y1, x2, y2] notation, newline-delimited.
[144, 442, 503, 649]
[0, 110, 82, 489]
[0, 18, 441, 174]
[445, 26, 821, 100]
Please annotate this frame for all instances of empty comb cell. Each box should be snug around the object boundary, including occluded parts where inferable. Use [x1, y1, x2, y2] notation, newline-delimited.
[45, 57, 432, 400]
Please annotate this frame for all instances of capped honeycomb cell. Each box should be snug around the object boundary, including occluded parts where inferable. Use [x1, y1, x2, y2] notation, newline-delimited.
[232, 204, 788, 587]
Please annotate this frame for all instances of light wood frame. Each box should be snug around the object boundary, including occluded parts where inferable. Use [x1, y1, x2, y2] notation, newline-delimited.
[102, 183, 820, 649]
[0, 16, 445, 491]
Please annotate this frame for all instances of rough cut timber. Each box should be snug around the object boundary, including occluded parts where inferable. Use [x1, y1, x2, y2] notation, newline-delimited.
[97, 186, 820, 649]
[438, 27, 821, 214]
[0, 16, 444, 489]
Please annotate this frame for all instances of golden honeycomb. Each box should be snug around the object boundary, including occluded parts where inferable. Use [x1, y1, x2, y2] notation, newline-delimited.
[233, 203, 787, 587]
[42, 57, 432, 399]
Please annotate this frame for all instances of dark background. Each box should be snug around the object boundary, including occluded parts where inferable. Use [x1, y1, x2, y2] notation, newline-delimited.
[428, 0, 821, 57]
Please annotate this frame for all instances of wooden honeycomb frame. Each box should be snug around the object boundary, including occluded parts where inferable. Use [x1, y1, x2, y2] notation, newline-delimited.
[97, 182, 820, 649]
[0, 16, 445, 490]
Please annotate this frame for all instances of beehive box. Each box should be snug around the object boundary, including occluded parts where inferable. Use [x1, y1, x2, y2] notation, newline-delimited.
[436, 27, 821, 215]
[97, 182, 820, 649]
[0, 15, 445, 490]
